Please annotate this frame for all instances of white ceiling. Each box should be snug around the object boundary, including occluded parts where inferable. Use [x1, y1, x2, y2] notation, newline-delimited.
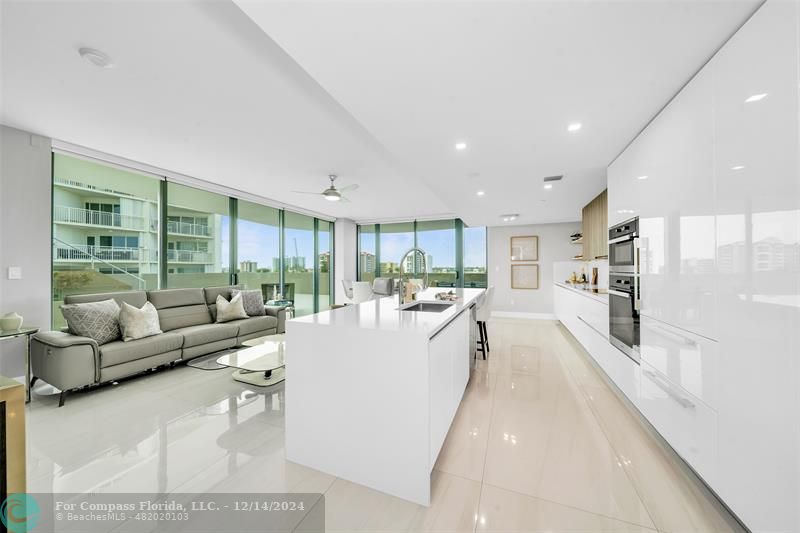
[1, 0, 760, 226]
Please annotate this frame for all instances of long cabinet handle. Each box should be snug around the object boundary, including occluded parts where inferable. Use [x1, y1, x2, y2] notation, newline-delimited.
[649, 324, 698, 347]
[643, 369, 696, 409]
[607, 289, 631, 299]
[577, 315, 608, 339]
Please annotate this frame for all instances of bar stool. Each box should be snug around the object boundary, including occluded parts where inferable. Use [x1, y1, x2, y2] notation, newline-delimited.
[476, 286, 494, 359]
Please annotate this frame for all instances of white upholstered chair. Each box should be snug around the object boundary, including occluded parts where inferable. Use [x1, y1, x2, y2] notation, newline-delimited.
[476, 286, 494, 359]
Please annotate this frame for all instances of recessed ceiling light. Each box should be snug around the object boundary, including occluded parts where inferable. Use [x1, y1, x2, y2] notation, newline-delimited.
[455, 142, 467, 151]
[501, 213, 519, 222]
[78, 47, 114, 68]
[476, 190, 485, 197]
[567, 122, 582, 132]
[745, 93, 767, 103]
[731, 165, 745, 171]
[637, 175, 648, 180]
[543, 183, 553, 190]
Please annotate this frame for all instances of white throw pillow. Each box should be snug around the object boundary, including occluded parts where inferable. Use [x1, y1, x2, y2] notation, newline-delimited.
[119, 301, 162, 342]
[216, 293, 249, 323]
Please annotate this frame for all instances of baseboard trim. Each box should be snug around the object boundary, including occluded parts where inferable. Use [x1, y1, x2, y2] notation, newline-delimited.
[491, 311, 556, 320]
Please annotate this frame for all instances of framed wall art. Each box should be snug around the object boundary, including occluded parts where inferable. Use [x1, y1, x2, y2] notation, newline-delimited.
[510, 235, 538, 261]
[511, 263, 539, 289]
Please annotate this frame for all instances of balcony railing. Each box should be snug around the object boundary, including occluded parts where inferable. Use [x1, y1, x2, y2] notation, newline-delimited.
[54, 244, 157, 263]
[167, 220, 211, 237]
[53, 205, 153, 232]
[166, 249, 213, 263]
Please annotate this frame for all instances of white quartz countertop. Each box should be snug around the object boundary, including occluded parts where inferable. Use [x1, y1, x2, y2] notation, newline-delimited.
[554, 282, 609, 305]
[290, 287, 485, 338]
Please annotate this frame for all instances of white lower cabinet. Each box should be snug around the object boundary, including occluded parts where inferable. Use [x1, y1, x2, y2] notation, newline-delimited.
[555, 284, 716, 484]
[639, 360, 718, 485]
[428, 310, 471, 468]
[639, 316, 719, 409]
[554, 285, 639, 405]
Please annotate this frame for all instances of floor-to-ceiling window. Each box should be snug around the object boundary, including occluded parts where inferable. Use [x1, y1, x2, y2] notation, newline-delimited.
[236, 200, 280, 300]
[51, 151, 335, 327]
[358, 224, 377, 282]
[317, 220, 333, 311]
[355, 219, 486, 289]
[417, 219, 456, 287]
[463, 225, 488, 288]
[379, 222, 414, 280]
[166, 182, 230, 288]
[51, 153, 160, 328]
[284, 212, 315, 317]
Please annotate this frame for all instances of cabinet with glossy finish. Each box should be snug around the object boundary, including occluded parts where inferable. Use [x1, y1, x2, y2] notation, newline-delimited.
[639, 316, 719, 409]
[639, 360, 718, 486]
[707, 1, 800, 529]
[607, 1, 800, 530]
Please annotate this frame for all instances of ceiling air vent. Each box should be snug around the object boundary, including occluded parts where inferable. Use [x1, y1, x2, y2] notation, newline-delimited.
[543, 175, 563, 182]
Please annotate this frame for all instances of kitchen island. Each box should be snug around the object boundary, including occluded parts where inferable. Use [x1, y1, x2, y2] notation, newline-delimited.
[285, 288, 484, 505]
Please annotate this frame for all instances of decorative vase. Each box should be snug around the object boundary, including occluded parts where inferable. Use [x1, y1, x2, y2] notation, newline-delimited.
[0, 312, 23, 331]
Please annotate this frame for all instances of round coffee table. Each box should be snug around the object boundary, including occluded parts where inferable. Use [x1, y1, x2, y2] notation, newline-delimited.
[216, 334, 285, 387]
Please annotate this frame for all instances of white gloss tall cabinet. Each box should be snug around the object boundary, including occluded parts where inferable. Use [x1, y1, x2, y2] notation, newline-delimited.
[607, 1, 800, 531]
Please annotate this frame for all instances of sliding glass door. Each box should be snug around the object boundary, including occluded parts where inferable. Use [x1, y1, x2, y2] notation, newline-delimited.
[284, 212, 315, 317]
[379, 222, 414, 280]
[51, 153, 160, 328]
[236, 200, 281, 300]
[417, 219, 456, 287]
[358, 224, 377, 282]
[317, 220, 333, 311]
[463, 225, 488, 288]
[165, 182, 230, 288]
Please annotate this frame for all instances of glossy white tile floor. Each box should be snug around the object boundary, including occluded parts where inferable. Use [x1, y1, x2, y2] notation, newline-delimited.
[25, 319, 744, 532]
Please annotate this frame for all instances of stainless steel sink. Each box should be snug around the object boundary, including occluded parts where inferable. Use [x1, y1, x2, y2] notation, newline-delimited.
[400, 301, 454, 313]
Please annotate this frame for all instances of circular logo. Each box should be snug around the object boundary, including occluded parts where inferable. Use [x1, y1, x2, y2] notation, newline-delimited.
[1, 494, 40, 533]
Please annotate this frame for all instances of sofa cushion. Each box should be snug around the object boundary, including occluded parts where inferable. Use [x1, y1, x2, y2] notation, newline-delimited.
[205, 285, 243, 321]
[231, 289, 266, 317]
[65, 290, 147, 309]
[60, 299, 121, 345]
[171, 323, 238, 348]
[203, 285, 243, 305]
[147, 288, 211, 331]
[99, 332, 183, 368]
[119, 301, 162, 342]
[227, 316, 278, 337]
[215, 293, 249, 323]
[147, 288, 206, 309]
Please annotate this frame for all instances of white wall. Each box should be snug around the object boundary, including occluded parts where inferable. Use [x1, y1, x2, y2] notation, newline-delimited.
[0, 125, 52, 378]
[333, 218, 357, 304]
[487, 221, 581, 318]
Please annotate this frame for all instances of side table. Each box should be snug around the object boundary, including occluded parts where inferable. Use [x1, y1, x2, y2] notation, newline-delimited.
[0, 326, 40, 404]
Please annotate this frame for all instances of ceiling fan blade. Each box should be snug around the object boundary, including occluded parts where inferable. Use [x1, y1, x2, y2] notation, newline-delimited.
[339, 196, 351, 203]
[291, 190, 322, 195]
[338, 184, 359, 193]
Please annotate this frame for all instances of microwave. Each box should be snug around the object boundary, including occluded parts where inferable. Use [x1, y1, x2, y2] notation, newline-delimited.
[608, 218, 639, 274]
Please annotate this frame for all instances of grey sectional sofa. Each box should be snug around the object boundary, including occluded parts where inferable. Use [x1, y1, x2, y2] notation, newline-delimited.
[31, 285, 286, 406]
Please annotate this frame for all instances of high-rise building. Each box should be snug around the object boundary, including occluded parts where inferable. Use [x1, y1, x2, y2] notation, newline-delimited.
[239, 260, 258, 272]
[359, 251, 376, 274]
[273, 255, 307, 272]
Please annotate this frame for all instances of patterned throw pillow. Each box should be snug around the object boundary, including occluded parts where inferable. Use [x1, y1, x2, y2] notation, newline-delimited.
[216, 293, 249, 323]
[60, 298, 121, 345]
[231, 289, 266, 317]
[119, 301, 163, 342]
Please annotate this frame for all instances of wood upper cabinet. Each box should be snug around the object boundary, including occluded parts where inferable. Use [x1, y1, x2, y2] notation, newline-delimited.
[581, 189, 608, 260]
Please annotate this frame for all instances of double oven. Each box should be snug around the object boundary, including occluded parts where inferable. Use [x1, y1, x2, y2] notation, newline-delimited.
[608, 218, 641, 363]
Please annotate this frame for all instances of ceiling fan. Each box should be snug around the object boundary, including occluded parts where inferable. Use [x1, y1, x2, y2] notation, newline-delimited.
[292, 174, 358, 202]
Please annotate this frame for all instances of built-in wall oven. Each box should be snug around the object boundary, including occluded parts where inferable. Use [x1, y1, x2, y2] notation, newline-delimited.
[608, 217, 639, 273]
[608, 218, 641, 363]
